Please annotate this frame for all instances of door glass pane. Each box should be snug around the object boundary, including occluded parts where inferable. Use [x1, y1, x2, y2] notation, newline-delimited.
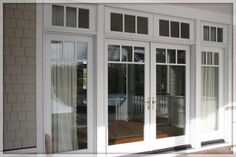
[137, 16, 148, 34]
[207, 52, 213, 65]
[111, 13, 123, 32]
[156, 48, 166, 63]
[108, 45, 120, 61]
[211, 27, 216, 42]
[79, 8, 89, 29]
[156, 65, 185, 139]
[51, 61, 88, 152]
[181, 23, 190, 39]
[64, 42, 75, 60]
[125, 15, 135, 33]
[217, 28, 223, 42]
[171, 21, 179, 38]
[201, 66, 219, 133]
[202, 51, 207, 65]
[122, 46, 132, 62]
[159, 20, 169, 37]
[52, 5, 64, 26]
[77, 42, 87, 61]
[204, 26, 209, 41]
[51, 41, 62, 60]
[214, 53, 219, 65]
[177, 50, 186, 64]
[66, 7, 76, 27]
[108, 64, 144, 145]
[167, 49, 176, 63]
[134, 47, 145, 63]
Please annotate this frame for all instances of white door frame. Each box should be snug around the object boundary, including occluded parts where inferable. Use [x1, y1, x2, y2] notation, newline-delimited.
[43, 34, 94, 153]
[104, 39, 150, 153]
[200, 46, 225, 142]
[150, 43, 190, 150]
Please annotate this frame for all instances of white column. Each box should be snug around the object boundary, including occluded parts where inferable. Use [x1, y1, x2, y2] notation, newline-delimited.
[96, 4, 106, 154]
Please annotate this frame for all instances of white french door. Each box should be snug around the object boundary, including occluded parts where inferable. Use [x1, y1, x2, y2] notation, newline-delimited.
[150, 43, 190, 150]
[43, 34, 94, 153]
[200, 47, 224, 142]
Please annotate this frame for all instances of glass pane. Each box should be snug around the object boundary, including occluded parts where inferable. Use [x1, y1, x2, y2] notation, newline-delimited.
[52, 5, 64, 26]
[51, 41, 62, 60]
[201, 67, 219, 133]
[214, 53, 219, 65]
[108, 64, 144, 145]
[202, 51, 207, 65]
[203, 26, 209, 41]
[156, 48, 166, 63]
[64, 42, 75, 60]
[111, 13, 123, 32]
[134, 47, 145, 63]
[217, 28, 223, 42]
[211, 27, 216, 42]
[108, 45, 120, 61]
[167, 49, 176, 63]
[207, 52, 213, 65]
[171, 21, 179, 38]
[156, 65, 185, 139]
[137, 16, 148, 34]
[125, 15, 135, 33]
[122, 46, 132, 62]
[77, 42, 87, 61]
[177, 50, 186, 64]
[51, 62, 88, 152]
[79, 8, 89, 29]
[66, 7, 76, 27]
[159, 20, 169, 37]
[181, 23, 190, 39]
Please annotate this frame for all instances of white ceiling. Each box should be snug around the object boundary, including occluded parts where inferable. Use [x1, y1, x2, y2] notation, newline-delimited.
[170, 3, 233, 15]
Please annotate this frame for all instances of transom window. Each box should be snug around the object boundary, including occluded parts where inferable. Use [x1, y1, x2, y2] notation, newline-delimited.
[201, 51, 219, 66]
[159, 19, 190, 39]
[108, 45, 145, 63]
[203, 25, 223, 43]
[52, 5, 89, 29]
[110, 12, 148, 35]
[156, 48, 186, 65]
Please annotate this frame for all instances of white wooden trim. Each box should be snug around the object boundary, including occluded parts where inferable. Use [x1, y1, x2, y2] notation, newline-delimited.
[36, 3, 44, 153]
[3, 148, 37, 154]
[0, 1, 3, 155]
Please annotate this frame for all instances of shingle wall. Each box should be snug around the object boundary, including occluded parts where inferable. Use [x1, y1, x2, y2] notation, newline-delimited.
[3, 3, 36, 151]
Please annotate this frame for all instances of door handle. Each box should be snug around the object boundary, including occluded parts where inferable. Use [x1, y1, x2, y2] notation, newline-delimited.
[145, 97, 151, 110]
[152, 97, 156, 110]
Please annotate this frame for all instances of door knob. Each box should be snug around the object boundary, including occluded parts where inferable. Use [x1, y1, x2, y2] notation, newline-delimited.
[152, 97, 156, 110]
[145, 97, 150, 110]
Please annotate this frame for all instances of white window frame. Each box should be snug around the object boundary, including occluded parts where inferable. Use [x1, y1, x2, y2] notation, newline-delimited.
[154, 14, 195, 42]
[43, 3, 96, 34]
[201, 21, 228, 45]
[105, 6, 153, 37]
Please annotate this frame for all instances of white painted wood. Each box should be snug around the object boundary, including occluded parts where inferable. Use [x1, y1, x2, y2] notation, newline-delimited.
[3, 148, 37, 154]
[36, 3, 44, 153]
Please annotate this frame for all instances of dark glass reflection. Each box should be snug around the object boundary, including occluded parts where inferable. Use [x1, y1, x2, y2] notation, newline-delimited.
[137, 16, 148, 34]
[52, 5, 64, 26]
[204, 26, 209, 41]
[79, 8, 89, 28]
[134, 47, 145, 63]
[111, 13, 123, 32]
[156, 48, 166, 63]
[108, 64, 144, 145]
[181, 23, 190, 39]
[171, 21, 179, 38]
[159, 20, 169, 37]
[217, 28, 223, 42]
[156, 65, 185, 139]
[125, 15, 135, 33]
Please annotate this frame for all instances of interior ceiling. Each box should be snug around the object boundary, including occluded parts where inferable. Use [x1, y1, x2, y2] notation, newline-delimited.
[170, 3, 233, 15]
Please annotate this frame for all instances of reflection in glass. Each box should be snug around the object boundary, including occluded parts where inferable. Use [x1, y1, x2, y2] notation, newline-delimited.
[108, 64, 144, 145]
[217, 28, 223, 42]
[111, 13, 123, 32]
[64, 42, 75, 60]
[79, 8, 89, 29]
[204, 26, 209, 41]
[77, 42, 87, 61]
[52, 5, 64, 26]
[125, 15, 135, 33]
[201, 66, 219, 133]
[171, 21, 179, 38]
[122, 46, 132, 62]
[156, 48, 166, 63]
[167, 49, 176, 63]
[134, 47, 145, 63]
[202, 51, 207, 65]
[51, 41, 62, 60]
[181, 23, 190, 39]
[214, 53, 219, 65]
[108, 45, 120, 61]
[207, 52, 212, 65]
[156, 65, 185, 139]
[177, 50, 186, 64]
[66, 7, 76, 27]
[137, 16, 148, 34]
[211, 27, 216, 42]
[159, 20, 169, 37]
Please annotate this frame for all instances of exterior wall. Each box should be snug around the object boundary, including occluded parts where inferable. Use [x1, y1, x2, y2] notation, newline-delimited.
[3, 3, 36, 151]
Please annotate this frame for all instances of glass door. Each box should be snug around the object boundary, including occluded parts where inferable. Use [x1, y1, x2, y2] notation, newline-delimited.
[200, 47, 224, 142]
[106, 39, 150, 153]
[43, 34, 94, 153]
[150, 43, 190, 150]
